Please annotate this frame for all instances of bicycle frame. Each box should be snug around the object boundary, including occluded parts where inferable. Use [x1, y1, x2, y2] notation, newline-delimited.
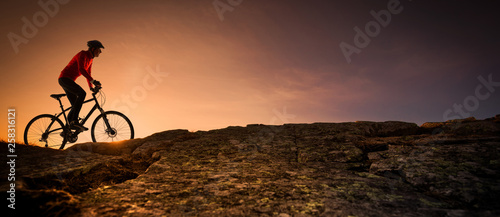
[55, 92, 109, 129]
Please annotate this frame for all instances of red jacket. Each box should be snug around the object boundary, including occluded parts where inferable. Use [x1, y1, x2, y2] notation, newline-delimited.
[59, 50, 94, 88]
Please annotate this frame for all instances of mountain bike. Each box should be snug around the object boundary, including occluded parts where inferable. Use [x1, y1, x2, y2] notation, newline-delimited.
[24, 87, 134, 149]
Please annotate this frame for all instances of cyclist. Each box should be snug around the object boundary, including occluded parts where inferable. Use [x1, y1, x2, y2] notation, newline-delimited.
[58, 40, 103, 131]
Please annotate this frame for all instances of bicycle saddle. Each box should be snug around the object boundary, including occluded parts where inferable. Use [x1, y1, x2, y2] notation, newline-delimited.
[50, 94, 66, 100]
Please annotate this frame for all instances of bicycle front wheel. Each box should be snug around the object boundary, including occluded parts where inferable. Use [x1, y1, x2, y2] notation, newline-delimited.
[24, 114, 67, 149]
[91, 111, 134, 142]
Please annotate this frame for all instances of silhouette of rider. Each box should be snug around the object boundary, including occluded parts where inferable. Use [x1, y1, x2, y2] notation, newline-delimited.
[58, 40, 103, 131]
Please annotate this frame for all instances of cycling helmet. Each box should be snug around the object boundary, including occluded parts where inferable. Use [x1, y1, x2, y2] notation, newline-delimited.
[87, 40, 105, 49]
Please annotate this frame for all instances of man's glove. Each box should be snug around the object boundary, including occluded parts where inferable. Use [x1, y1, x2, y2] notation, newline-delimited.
[92, 80, 101, 87]
[90, 86, 101, 94]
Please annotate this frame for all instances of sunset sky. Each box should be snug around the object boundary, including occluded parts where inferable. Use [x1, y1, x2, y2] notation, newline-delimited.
[1, 0, 499, 145]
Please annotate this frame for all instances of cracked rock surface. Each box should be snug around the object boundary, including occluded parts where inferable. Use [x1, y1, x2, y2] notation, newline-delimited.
[2, 117, 500, 216]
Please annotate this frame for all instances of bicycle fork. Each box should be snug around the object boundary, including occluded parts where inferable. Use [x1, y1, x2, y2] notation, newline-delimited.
[101, 113, 117, 136]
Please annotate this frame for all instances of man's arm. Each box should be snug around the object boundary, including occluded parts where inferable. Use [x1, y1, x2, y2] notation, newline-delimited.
[77, 52, 94, 89]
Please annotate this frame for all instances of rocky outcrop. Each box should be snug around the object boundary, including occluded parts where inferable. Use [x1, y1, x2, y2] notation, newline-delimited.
[421, 116, 500, 135]
[2, 117, 500, 216]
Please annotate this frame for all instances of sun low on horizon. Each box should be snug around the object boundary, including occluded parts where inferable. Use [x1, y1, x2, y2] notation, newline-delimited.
[1, 0, 499, 146]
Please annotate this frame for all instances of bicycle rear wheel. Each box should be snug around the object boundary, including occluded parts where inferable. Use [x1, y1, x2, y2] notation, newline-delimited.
[91, 111, 134, 142]
[24, 114, 67, 149]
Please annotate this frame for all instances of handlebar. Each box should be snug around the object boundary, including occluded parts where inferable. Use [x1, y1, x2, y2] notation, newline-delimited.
[91, 86, 102, 94]
[91, 86, 106, 106]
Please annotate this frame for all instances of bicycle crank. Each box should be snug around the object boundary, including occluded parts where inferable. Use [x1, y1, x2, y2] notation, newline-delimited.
[67, 134, 78, 143]
[64, 130, 78, 143]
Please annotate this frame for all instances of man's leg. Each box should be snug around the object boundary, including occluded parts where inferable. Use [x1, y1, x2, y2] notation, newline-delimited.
[65, 91, 78, 123]
[58, 77, 87, 127]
